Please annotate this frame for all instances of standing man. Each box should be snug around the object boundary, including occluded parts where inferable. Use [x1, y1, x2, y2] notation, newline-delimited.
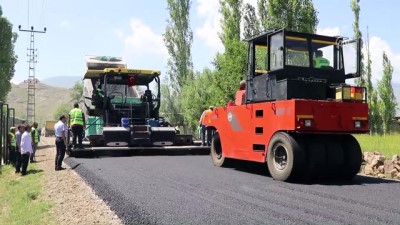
[20, 124, 33, 176]
[199, 106, 214, 146]
[30, 122, 40, 163]
[8, 127, 16, 165]
[15, 125, 24, 173]
[68, 103, 85, 149]
[54, 115, 68, 171]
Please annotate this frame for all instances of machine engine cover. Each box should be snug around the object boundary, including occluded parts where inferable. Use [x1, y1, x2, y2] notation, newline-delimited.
[150, 127, 176, 146]
[276, 78, 327, 100]
[103, 127, 130, 147]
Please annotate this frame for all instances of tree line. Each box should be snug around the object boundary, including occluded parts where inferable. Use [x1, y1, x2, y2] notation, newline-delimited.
[0, 1, 397, 135]
[0, 6, 18, 103]
[351, 0, 397, 135]
[161, 0, 398, 136]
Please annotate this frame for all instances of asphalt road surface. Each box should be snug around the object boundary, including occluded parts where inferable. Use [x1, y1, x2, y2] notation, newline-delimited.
[66, 152, 400, 225]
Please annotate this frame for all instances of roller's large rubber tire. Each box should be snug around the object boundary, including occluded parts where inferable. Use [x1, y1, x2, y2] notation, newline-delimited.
[340, 135, 362, 180]
[325, 138, 345, 179]
[305, 140, 326, 180]
[267, 132, 305, 182]
[211, 132, 231, 167]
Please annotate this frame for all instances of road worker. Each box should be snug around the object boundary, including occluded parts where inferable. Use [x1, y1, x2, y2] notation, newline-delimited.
[68, 103, 86, 149]
[54, 115, 68, 170]
[239, 80, 246, 90]
[8, 127, 16, 165]
[199, 106, 214, 146]
[30, 122, 40, 163]
[15, 125, 24, 173]
[20, 124, 33, 176]
[96, 84, 104, 97]
[314, 50, 330, 68]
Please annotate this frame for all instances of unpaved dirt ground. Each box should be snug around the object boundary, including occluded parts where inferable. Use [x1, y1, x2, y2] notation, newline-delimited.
[35, 137, 122, 225]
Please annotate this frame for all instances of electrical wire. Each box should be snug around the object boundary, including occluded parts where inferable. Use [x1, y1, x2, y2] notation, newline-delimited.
[27, 0, 30, 27]
[39, 0, 48, 27]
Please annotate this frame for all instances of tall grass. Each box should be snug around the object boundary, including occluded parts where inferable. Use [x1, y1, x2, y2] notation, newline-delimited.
[354, 133, 400, 158]
[0, 164, 56, 225]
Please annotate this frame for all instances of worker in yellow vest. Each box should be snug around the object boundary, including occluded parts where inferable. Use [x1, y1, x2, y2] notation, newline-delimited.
[314, 50, 330, 68]
[30, 122, 40, 163]
[8, 127, 16, 165]
[68, 103, 86, 149]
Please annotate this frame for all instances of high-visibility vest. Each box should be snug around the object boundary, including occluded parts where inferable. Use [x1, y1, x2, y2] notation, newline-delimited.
[314, 57, 330, 68]
[69, 108, 84, 126]
[97, 88, 104, 97]
[201, 109, 212, 125]
[32, 128, 39, 143]
[9, 132, 16, 147]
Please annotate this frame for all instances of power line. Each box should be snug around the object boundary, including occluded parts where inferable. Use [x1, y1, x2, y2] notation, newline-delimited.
[39, 0, 48, 27]
[27, 0, 30, 27]
[18, 25, 47, 124]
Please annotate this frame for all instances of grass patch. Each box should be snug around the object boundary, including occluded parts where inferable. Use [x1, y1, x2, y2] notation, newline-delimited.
[355, 133, 400, 157]
[0, 164, 57, 225]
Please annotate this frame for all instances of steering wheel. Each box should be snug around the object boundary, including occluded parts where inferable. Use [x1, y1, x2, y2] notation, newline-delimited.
[152, 94, 158, 101]
[107, 92, 124, 101]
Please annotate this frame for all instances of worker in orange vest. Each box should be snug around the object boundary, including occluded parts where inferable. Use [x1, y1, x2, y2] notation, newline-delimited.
[199, 106, 214, 146]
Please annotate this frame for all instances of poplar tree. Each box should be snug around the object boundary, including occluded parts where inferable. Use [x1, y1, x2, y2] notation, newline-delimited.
[377, 52, 397, 134]
[0, 6, 18, 102]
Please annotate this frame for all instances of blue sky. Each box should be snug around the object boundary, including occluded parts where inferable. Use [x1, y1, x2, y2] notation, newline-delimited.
[1, 0, 399, 84]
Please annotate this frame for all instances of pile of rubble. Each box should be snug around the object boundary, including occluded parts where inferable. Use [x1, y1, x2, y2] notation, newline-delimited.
[361, 152, 400, 180]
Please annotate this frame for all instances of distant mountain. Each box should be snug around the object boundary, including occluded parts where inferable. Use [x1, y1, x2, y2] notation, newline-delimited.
[7, 81, 72, 124]
[41, 76, 82, 88]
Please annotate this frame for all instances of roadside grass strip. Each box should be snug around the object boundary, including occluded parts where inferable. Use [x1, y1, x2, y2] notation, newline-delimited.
[0, 164, 56, 225]
[355, 133, 400, 157]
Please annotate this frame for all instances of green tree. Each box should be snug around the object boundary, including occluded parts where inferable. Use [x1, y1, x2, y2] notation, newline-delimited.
[377, 52, 397, 135]
[162, 0, 193, 132]
[364, 28, 378, 134]
[70, 81, 83, 103]
[243, 3, 260, 39]
[370, 90, 382, 134]
[181, 69, 216, 133]
[52, 103, 70, 120]
[212, 0, 247, 105]
[351, 0, 365, 87]
[159, 83, 184, 126]
[163, 0, 193, 92]
[0, 6, 18, 102]
[265, 0, 318, 33]
[257, 0, 268, 31]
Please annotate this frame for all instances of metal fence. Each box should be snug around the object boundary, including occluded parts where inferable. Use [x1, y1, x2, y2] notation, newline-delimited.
[0, 102, 16, 167]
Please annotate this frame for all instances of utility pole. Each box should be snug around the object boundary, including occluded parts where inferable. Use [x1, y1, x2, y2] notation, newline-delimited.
[18, 25, 46, 124]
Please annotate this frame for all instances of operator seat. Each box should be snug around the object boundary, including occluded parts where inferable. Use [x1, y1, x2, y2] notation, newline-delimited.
[141, 90, 153, 103]
[140, 90, 153, 119]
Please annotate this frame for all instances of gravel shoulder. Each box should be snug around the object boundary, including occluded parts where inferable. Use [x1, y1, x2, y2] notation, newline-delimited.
[36, 137, 122, 225]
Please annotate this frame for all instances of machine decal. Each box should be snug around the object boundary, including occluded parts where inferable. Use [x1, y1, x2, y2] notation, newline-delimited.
[227, 110, 243, 131]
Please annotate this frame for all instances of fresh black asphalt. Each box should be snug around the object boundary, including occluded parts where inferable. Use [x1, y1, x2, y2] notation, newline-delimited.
[65, 152, 400, 225]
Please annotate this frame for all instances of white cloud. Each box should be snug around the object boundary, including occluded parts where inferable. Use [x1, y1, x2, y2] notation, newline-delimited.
[368, 36, 400, 83]
[59, 20, 72, 28]
[195, 0, 258, 55]
[124, 18, 167, 57]
[316, 27, 341, 36]
[116, 18, 168, 68]
[195, 0, 223, 53]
